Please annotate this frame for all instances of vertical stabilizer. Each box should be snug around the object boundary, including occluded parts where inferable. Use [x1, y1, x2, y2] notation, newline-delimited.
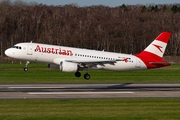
[141, 32, 171, 58]
[135, 32, 171, 69]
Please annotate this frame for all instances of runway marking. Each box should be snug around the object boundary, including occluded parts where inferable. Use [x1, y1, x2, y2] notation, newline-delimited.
[28, 92, 134, 95]
[8, 87, 65, 89]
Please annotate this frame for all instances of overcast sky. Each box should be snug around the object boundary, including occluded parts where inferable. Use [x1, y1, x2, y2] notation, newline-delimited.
[11, 0, 180, 7]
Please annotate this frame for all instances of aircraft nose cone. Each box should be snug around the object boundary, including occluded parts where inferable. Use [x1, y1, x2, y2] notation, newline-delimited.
[5, 49, 11, 57]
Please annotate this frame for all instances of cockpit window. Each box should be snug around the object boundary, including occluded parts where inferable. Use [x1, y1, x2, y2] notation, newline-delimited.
[12, 46, 22, 49]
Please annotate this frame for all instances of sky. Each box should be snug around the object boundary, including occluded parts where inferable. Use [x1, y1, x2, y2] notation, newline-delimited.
[11, 0, 180, 7]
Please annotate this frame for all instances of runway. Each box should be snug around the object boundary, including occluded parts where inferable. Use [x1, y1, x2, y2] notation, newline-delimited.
[0, 83, 180, 99]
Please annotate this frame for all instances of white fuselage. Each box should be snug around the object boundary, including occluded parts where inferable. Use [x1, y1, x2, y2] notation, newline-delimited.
[5, 43, 147, 71]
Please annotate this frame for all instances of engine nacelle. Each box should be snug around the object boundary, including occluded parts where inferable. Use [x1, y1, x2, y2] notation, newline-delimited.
[59, 61, 78, 72]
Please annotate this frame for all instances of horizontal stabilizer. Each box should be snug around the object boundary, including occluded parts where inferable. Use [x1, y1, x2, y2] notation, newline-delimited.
[149, 62, 170, 66]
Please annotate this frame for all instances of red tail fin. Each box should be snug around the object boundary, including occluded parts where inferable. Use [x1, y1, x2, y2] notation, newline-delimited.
[135, 32, 171, 69]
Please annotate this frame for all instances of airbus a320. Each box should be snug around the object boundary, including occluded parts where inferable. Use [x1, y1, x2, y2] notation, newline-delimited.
[5, 32, 171, 80]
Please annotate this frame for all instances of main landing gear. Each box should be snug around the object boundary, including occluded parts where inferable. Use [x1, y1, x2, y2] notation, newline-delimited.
[75, 71, 91, 80]
[24, 61, 30, 71]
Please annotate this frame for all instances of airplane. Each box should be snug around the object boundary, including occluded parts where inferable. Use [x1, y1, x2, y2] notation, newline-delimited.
[5, 32, 171, 80]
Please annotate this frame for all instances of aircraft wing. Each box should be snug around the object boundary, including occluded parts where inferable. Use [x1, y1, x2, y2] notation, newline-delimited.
[65, 59, 116, 63]
[65, 57, 125, 63]
[53, 58, 124, 67]
[65, 59, 119, 67]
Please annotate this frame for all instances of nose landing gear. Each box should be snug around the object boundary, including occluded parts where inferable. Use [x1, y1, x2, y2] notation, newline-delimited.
[24, 61, 30, 71]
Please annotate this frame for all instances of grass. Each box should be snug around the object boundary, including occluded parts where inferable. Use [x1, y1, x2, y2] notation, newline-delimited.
[0, 99, 180, 120]
[0, 63, 180, 120]
[0, 63, 180, 83]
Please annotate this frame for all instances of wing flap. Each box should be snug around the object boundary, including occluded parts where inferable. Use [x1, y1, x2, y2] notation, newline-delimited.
[53, 58, 119, 67]
[65, 59, 116, 63]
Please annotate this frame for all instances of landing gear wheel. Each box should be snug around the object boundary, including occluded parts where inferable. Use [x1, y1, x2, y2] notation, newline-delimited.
[24, 67, 28, 71]
[75, 72, 81, 77]
[84, 73, 90, 80]
[24, 61, 30, 71]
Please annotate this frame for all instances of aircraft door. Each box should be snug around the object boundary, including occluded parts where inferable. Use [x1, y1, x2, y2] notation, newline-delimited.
[135, 58, 141, 68]
[27, 44, 33, 55]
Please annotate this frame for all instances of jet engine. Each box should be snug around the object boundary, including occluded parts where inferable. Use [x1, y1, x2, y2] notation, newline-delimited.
[59, 61, 78, 72]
